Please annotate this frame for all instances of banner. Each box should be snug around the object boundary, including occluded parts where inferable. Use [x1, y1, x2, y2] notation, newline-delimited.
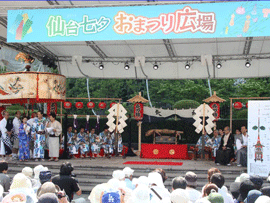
[248, 100, 270, 177]
[7, 1, 270, 42]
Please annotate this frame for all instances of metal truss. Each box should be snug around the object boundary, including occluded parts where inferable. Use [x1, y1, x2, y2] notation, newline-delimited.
[243, 37, 253, 55]
[163, 39, 176, 59]
[85, 41, 108, 60]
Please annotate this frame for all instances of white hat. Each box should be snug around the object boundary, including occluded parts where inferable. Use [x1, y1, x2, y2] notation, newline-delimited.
[131, 185, 151, 203]
[123, 167, 134, 177]
[88, 183, 110, 203]
[170, 189, 190, 203]
[112, 170, 125, 181]
[10, 173, 32, 190]
[255, 195, 270, 203]
[239, 173, 250, 183]
[22, 167, 33, 178]
[235, 177, 241, 182]
[148, 172, 164, 188]
[108, 178, 121, 189]
[137, 176, 150, 187]
[34, 165, 45, 179]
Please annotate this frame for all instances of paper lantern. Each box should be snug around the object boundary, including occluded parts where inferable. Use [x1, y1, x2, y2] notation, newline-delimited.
[246, 102, 248, 108]
[209, 102, 220, 121]
[98, 102, 106, 109]
[110, 102, 117, 108]
[75, 102, 83, 109]
[87, 101, 95, 109]
[234, 102, 243, 110]
[63, 101, 72, 109]
[134, 102, 144, 121]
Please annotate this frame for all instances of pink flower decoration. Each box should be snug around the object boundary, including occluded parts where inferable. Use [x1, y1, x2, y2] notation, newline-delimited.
[236, 6, 245, 15]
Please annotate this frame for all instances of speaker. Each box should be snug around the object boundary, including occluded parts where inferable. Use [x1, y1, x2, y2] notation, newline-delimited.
[42, 56, 50, 65]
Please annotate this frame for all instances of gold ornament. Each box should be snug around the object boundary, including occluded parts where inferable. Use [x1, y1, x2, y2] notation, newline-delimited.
[169, 149, 175, 155]
[153, 149, 159, 155]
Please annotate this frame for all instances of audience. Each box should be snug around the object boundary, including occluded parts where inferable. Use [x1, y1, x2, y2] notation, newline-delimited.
[172, 176, 187, 190]
[185, 171, 202, 203]
[0, 162, 10, 193]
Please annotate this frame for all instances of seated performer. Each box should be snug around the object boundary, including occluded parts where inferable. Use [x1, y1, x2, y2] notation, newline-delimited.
[68, 133, 79, 158]
[77, 126, 89, 158]
[236, 126, 248, 167]
[211, 130, 221, 158]
[103, 132, 114, 158]
[194, 131, 212, 159]
[215, 126, 235, 166]
[89, 128, 100, 158]
[116, 133, 123, 154]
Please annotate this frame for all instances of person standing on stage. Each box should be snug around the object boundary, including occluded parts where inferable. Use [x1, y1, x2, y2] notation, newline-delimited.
[18, 116, 31, 162]
[12, 111, 21, 160]
[236, 126, 248, 167]
[0, 111, 13, 158]
[32, 111, 46, 162]
[215, 126, 235, 166]
[47, 113, 62, 162]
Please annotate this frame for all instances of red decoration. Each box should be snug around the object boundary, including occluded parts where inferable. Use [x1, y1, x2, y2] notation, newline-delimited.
[141, 144, 188, 159]
[63, 101, 72, 109]
[0, 106, 5, 120]
[47, 103, 57, 116]
[209, 102, 220, 121]
[134, 102, 144, 121]
[87, 101, 95, 109]
[246, 102, 248, 108]
[98, 102, 106, 109]
[110, 102, 117, 108]
[234, 102, 243, 110]
[75, 102, 84, 109]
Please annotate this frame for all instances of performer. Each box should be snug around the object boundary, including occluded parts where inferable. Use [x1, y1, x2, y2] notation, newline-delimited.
[195, 131, 212, 154]
[61, 125, 74, 150]
[32, 111, 46, 162]
[236, 126, 248, 167]
[18, 116, 31, 162]
[27, 112, 37, 158]
[215, 126, 235, 166]
[99, 128, 109, 143]
[77, 126, 89, 158]
[0, 111, 13, 158]
[211, 130, 221, 158]
[103, 132, 114, 158]
[90, 128, 100, 158]
[12, 111, 21, 160]
[68, 133, 79, 158]
[116, 133, 123, 154]
[47, 113, 62, 162]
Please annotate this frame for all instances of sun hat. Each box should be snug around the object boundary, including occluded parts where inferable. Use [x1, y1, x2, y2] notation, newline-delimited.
[22, 167, 33, 178]
[10, 173, 32, 190]
[148, 172, 164, 188]
[137, 176, 149, 187]
[131, 185, 151, 203]
[185, 171, 198, 188]
[170, 188, 189, 203]
[34, 165, 45, 179]
[254, 195, 270, 203]
[88, 183, 111, 203]
[108, 178, 121, 189]
[37, 193, 58, 203]
[112, 170, 125, 180]
[123, 167, 134, 177]
[37, 182, 61, 198]
[207, 190, 224, 203]
[2, 193, 27, 203]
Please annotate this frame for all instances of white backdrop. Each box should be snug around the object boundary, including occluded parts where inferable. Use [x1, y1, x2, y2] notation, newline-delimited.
[248, 100, 270, 177]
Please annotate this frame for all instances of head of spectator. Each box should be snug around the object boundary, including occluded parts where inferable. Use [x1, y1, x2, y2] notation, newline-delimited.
[238, 180, 256, 202]
[148, 172, 164, 188]
[230, 182, 241, 200]
[235, 129, 241, 135]
[250, 175, 263, 190]
[112, 170, 125, 181]
[37, 111, 43, 120]
[185, 171, 198, 189]
[37, 193, 59, 203]
[34, 165, 45, 179]
[60, 162, 73, 176]
[0, 161, 8, 174]
[210, 173, 224, 189]
[131, 185, 151, 203]
[207, 168, 221, 183]
[2, 193, 27, 203]
[101, 190, 122, 203]
[170, 188, 190, 203]
[172, 176, 187, 190]
[241, 126, 247, 135]
[207, 190, 224, 203]
[123, 167, 134, 180]
[203, 183, 219, 197]
[15, 110, 21, 119]
[137, 176, 149, 187]
[108, 178, 121, 189]
[254, 195, 270, 203]
[37, 182, 61, 198]
[244, 190, 262, 203]
[153, 168, 168, 183]
[88, 183, 111, 203]
[39, 171, 52, 184]
[10, 173, 32, 190]
[240, 173, 250, 183]
[22, 167, 33, 178]
[261, 186, 270, 197]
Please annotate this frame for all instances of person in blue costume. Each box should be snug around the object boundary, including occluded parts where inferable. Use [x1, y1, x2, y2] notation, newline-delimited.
[18, 116, 31, 162]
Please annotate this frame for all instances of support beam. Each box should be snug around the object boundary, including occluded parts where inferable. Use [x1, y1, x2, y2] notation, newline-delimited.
[243, 37, 253, 55]
[163, 39, 176, 59]
[85, 41, 108, 60]
[28, 42, 58, 60]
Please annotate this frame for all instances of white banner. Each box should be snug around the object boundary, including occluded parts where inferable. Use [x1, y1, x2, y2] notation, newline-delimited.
[248, 100, 270, 177]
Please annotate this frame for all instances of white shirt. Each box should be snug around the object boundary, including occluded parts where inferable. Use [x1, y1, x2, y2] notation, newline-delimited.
[242, 134, 248, 146]
[218, 187, 234, 203]
[13, 117, 21, 135]
[27, 117, 37, 127]
[0, 118, 7, 139]
[223, 133, 230, 146]
[185, 187, 202, 203]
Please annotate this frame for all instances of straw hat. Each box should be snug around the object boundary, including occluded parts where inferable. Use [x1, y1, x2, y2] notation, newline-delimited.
[10, 173, 32, 190]
[123, 167, 134, 177]
[34, 165, 45, 179]
[112, 170, 125, 181]
[22, 167, 33, 178]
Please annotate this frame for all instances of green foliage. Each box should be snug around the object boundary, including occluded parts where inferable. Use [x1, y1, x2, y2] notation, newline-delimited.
[234, 109, 248, 119]
[173, 100, 200, 109]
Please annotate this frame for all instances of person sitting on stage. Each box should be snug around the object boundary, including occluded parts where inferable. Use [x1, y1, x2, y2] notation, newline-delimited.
[90, 128, 100, 158]
[235, 126, 248, 167]
[194, 131, 212, 158]
[215, 126, 235, 166]
[99, 128, 109, 143]
[77, 126, 89, 158]
[61, 125, 74, 150]
[103, 133, 114, 158]
[68, 133, 79, 158]
[211, 130, 221, 158]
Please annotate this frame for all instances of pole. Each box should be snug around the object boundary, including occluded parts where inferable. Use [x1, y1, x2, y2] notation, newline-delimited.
[60, 113, 69, 159]
[230, 98, 233, 132]
[60, 102, 63, 126]
[114, 103, 120, 156]
[138, 121, 142, 155]
[202, 103, 206, 159]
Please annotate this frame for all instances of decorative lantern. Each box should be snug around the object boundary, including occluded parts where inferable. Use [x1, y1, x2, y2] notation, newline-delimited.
[87, 101, 95, 109]
[75, 102, 83, 109]
[209, 102, 220, 121]
[110, 102, 117, 108]
[246, 102, 248, 108]
[134, 102, 144, 121]
[98, 101, 106, 109]
[234, 102, 243, 110]
[63, 101, 72, 109]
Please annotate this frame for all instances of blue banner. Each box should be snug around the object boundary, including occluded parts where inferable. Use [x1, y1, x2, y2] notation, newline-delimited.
[7, 1, 270, 42]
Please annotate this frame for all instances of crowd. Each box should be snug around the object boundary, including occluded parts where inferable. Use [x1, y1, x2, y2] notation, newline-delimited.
[0, 161, 269, 203]
[195, 126, 248, 167]
[0, 110, 123, 162]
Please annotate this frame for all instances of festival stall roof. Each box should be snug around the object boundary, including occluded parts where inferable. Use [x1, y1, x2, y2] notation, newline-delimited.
[1, 1, 270, 80]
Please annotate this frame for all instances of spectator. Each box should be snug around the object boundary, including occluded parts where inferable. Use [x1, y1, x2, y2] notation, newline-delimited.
[185, 171, 202, 203]
[137, 176, 149, 187]
[202, 184, 219, 197]
[123, 167, 135, 190]
[39, 171, 52, 184]
[171, 188, 190, 203]
[250, 175, 263, 190]
[37, 193, 59, 203]
[130, 185, 151, 203]
[210, 173, 234, 203]
[88, 183, 110, 203]
[255, 195, 270, 203]
[230, 182, 240, 200]
[237, 179, 256, 203]
[33, 165, 47, 190]
[22, 166, 33, 178]
[52, 162, 82, 201]
[153, 168, 168, 183]
[207, 191, 224, 203]
[0, 161, 10, 192]
[244, 190, 262, 203]
[261, 186, 270, 197]
[18, 115, 31, 162]
[172, 176, 187, 190]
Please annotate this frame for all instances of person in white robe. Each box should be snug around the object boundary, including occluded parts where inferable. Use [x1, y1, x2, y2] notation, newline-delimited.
[12, 111, 21, 160]
[0, 111, 13, 158]
[47, 113, 62, 162]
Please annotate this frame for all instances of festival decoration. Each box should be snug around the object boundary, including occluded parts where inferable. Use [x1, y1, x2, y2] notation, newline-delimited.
[87, 101, 95, 109]
[98, 101, 106, 109]
[134, 103, 144, 121]
[63, 101, 72, 109]
[203, 91, 225, 121]
[0, 72, 66, 104]
[246, 102, 248, 108]
[234, 102, 243, 109]
[106, 103, 127, 133]
[73, 115, 78, 130]
[110, 102, 117, 108]
[75, 102, 83, 109]
[85, 115, 90, 132]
